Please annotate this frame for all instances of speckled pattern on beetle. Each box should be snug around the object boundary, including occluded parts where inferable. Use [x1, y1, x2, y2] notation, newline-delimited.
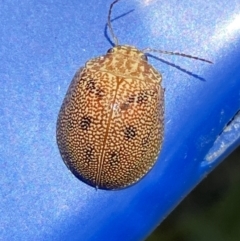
[56, 0, 212, 190]
[57, 44, 164, 190]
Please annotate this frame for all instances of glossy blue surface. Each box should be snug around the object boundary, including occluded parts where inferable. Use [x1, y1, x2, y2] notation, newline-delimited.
[0, 0, 240, 240]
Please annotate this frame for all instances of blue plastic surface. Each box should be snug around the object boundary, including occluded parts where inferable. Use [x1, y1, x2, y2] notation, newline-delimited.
[1, 0, 240, 240]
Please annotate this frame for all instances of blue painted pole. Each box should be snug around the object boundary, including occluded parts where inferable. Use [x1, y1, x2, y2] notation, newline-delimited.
[0, 0, 239, 240]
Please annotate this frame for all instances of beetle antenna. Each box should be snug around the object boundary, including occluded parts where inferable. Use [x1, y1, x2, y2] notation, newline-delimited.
[108, 0, 121, 46]
[143, 48, 213, 64]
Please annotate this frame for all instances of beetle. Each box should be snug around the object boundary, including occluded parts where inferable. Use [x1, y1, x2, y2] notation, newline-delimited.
[56, 0, 212, 190]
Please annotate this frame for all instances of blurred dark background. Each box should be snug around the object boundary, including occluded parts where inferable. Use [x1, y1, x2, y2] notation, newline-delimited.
[147, 146, 240, 241]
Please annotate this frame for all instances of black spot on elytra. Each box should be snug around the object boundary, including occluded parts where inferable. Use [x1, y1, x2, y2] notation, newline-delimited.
[124, 125, 137, 140]
[137, 92, 148, 104]
[95, 88, 105, 98]
[80, 116, 91, 130]
[85, 146, 94, 162]
[85, 79, 105, 98]
[86, 79, 96, 92]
